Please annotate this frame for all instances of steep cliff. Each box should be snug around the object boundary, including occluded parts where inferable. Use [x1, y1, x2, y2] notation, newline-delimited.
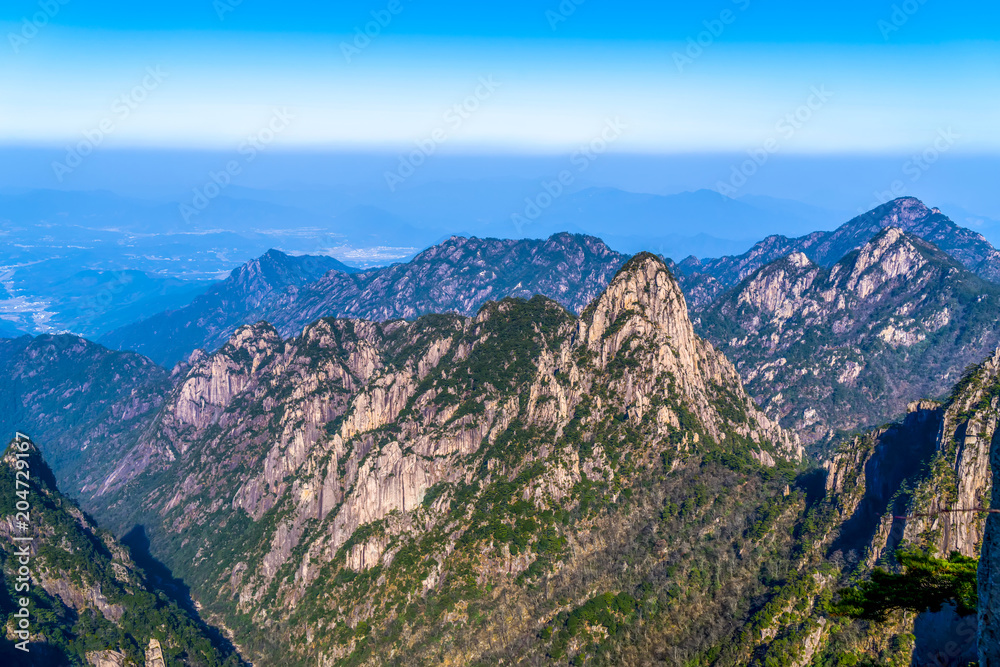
[698, 227, 1000, 447]
[81, 253, 804, 665]
[800, 347, 1000, 665]
[0, 436, 239, 666]
[980, 397, 1000, 665]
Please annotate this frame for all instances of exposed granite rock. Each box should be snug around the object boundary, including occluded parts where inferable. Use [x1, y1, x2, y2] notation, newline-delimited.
[679, 197, 1000, 305]
[699, 228, 1000, 447]
[87, 650, 127, 667]
[817, 347, 1000, 663]
[0, 438, 237, 664]
[980, 408, 1000, 665]
[85, 252, 796, 664]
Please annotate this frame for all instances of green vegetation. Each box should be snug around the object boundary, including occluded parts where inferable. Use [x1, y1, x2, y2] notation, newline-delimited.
[830, 550, 978, 622]
[0, 440, 239, 665]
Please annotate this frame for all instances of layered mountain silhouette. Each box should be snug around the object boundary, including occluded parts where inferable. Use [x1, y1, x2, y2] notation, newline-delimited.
[99, 233, 628, 367]
[699, 227, 1000, 446]
[7, 247, 1000, 664]
[678, 197, 1000, 308]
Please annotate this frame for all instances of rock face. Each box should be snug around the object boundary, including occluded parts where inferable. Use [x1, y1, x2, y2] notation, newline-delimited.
[635, 347, 998, 666]
[698, 227, 1000, 447]
[814, 348, 1000, 663]
[824, 350, 1000, 562]
[679, 196, 1000, 308]
[100, 234, 628, 367]
[99, 250, 354, 367]
[87, 649, 127, 666]
[85, 253, 798, 665]
[0, 437, 238, 664]
[980, 414, 1000, 665]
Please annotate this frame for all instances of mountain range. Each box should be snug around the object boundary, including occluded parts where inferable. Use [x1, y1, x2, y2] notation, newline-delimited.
[98, 234, 629, 367]
[6, 194, 1000, 663]
[677, 197, 1000, 309]
[91, 197, 1000, 452]
[698, 226, 1000, 446]
[7, 251, 1000, 664]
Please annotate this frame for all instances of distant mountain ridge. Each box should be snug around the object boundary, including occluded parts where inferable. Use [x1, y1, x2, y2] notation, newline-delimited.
[101, 233, 629, 367]
[98, 250, 356, 367]
[678, 197, 1000, 309]
[698, 226, 1000, 446]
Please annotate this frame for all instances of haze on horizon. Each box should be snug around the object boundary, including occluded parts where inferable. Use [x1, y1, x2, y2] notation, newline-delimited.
[1, 0, 999, 259]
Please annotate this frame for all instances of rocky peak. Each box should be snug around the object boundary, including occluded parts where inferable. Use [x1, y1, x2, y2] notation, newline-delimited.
[228, 250, 350, 307]
[699, 230, 1000, 446]
[734, 251, 820, 317]
[171, 321, 283, 431]
[835, 227, 928, 299]
[679, 198, 1000, 308]
[582, 252, 693, 347]
[224, 321, 282, 356]
[786, 251, 812, 269]
[851, 197, 933, 233]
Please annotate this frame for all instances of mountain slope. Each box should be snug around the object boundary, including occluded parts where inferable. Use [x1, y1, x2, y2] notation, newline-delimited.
[9, 248, 1000, 664]
[697, 227, 1000, 446]
[0, 334, 172, 496]
[0, 436, 240, 665]
[81, 254, 800, 665]
[264, 232, 628, 334]
[807, 347, 1000, 665]
[98, 250, 356, 367]
[101, 234, 629, 368]
[679, 197, 1000, 309]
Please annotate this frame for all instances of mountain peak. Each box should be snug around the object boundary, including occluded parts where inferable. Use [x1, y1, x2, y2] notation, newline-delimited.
[834, 227, 931, 299]
[853, 197, 933, 230]
[582, 251, 694, 352]
[786, 251, 813, 269]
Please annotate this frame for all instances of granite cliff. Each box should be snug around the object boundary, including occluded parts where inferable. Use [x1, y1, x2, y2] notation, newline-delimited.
[698, 227, 1000, 448]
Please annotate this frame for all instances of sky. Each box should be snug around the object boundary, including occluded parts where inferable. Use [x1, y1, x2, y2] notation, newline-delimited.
[1, 0, 998, 154]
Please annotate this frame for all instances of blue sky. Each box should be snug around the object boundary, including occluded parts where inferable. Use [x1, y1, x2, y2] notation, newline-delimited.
[1, 0, 997, 152]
